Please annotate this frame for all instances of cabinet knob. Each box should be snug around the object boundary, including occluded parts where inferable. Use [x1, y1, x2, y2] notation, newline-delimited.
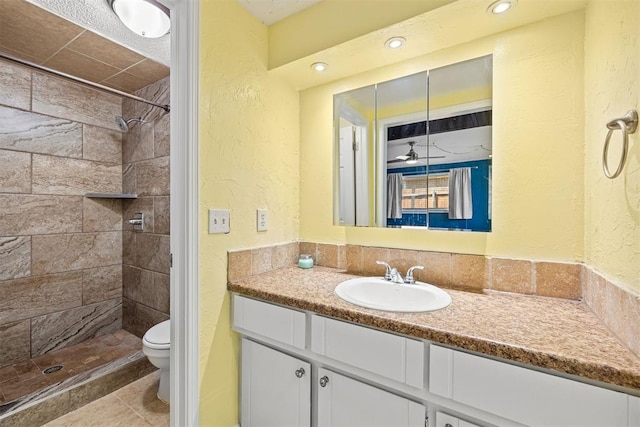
[445, 424, 453, 427]
[295, 368, 305, 378]
[319, 376, 329, 387]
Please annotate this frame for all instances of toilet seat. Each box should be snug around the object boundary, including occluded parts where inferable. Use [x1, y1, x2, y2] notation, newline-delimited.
[143, 319, 170, 350]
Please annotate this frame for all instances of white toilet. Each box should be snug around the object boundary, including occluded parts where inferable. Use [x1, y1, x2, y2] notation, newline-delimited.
[142, 319, 170, 403]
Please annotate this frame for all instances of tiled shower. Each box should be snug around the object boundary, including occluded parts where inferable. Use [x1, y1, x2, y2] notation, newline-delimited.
[0, 55, 170, 418]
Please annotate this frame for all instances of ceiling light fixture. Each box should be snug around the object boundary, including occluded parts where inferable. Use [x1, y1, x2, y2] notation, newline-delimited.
[487, 0, 517, 15]
[311, 62, 328, 72]
[108, 0, 170, 38]
[385, 37, 406, 49]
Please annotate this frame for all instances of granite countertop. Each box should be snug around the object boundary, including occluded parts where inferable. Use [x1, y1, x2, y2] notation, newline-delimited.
[228, 266, 640, 392]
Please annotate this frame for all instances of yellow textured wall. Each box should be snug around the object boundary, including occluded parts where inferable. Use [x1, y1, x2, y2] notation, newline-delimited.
[300, 11, 585, 261]
[199, 1, 300, 424]
[584, 0, 640, 291]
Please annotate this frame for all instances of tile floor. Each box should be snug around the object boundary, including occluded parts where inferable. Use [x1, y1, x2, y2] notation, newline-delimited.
[42, 371, 169, 427]
[0, 330, 141, 404]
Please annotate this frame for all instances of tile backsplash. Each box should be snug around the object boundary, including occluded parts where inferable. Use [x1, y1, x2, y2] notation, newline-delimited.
[228, 241, 638, 358]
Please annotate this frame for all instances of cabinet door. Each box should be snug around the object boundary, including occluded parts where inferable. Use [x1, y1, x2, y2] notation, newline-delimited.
[241, 339, 311, 427]
[317, 368, 425, 427]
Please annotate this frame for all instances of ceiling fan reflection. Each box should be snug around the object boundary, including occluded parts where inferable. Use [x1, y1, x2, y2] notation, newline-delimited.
[387, 141, 445, 164]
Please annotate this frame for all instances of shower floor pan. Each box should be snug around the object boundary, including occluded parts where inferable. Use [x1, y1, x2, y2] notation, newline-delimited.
[0, 329, 155, 426]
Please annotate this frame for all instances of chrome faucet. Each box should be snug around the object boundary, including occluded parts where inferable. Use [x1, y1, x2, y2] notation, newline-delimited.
[404, 265, 424, 284]
[377, 261, 424, 284]
[376, 261, 393, 281]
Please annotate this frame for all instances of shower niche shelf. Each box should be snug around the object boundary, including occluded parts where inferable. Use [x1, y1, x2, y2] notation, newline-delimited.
[85, 193, 138, 199]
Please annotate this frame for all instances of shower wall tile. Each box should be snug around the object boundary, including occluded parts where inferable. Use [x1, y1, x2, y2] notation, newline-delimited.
[122, 298, 168, 339]
[82, 266, 123, 305]
[0, 106, 83, 157]
[123, 265, 153, 303]
[122, 266, 168, 314]
[83, 125, 122, 164]
[0, 236, 31, 281]
[126, 77, 169, 124]
[122, 197, 154, 233]
[31, 232, 122, 275]
[0, 60, 31, 110]
[82, 198, 122, 232]
[154, 113, 170, 157]
[32, 155, 121, 196]
[122, 163, 136, 194]
[0, 320, 30, 368]
[154, 196, 170, 235]
[122, 122, 154, 163]
[129, 233, 170, 274]
[31, 72, 121, 131]
[135, 156, 170, 196]
[0, 149, 31, 193]
[30, 299, 122, 357]
[0, 195, 82, 236]
[0, 272, 82, 325]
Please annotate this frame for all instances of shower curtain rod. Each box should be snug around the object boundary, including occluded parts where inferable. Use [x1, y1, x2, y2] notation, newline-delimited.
[0, 52, 170, 113]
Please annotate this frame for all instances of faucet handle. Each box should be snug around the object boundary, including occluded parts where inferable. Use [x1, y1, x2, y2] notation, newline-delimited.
[404, 265, 424, 284]
[376, 261, 392, 280]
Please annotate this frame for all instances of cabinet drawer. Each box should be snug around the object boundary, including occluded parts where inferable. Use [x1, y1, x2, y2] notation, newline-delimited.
[311, 315, 424, 388]
[233, 295, 305, 349]
[429, 345, 630, 427]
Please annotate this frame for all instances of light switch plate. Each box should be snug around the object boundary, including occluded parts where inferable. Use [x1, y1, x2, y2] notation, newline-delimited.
[209, 209, 230, 234]
[257, 209, 268, 232]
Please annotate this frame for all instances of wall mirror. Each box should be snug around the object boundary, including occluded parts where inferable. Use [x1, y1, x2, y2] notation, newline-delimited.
[334, 54, 493, 232]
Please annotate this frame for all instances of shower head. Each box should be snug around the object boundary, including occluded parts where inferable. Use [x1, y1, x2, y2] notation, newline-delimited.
[115, 116, 144, 132]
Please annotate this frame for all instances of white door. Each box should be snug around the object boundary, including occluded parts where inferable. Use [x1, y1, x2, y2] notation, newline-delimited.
[241, 339, 311, 427]
[317, 368, 425, 427]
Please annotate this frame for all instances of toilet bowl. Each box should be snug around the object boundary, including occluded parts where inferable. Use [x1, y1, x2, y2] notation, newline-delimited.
[142, 319, 170, 403]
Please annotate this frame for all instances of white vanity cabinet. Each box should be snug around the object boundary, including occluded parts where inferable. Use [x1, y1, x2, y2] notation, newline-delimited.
[317, 368, 425, 427]
[429, 345, 633, 427]
[241, 339, 311, 427]
[232, 294, 639, 427]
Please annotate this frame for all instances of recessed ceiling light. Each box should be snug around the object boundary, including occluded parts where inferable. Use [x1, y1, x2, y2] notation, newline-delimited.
[311, 62, 328, 72]
[385, 37, 406, 49]
[487, 0, 517, 15]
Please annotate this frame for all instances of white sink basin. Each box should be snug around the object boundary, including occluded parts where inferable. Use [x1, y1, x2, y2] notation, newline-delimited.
[334, 277, 452, 313]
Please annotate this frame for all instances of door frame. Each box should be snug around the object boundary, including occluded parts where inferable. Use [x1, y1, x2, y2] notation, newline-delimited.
[163, 0, 200, 425]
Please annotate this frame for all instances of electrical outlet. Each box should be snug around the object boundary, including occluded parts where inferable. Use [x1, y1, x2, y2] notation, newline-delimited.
[257, 209, 268, 232]
[208, 209, 230, 234]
